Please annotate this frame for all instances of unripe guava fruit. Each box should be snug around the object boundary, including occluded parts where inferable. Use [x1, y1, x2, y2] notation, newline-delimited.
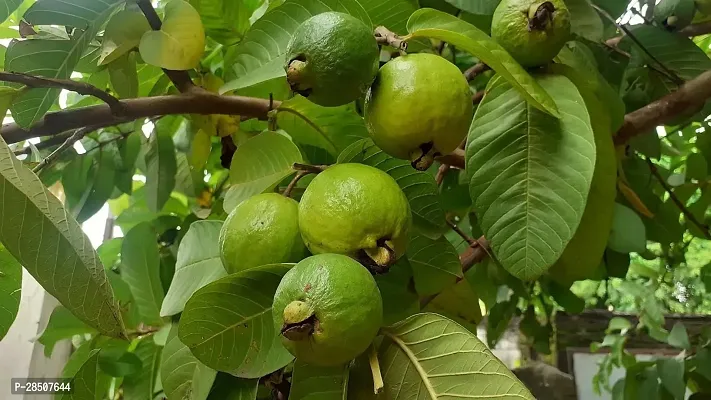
[273, 254, 383, 366]
[298, 163, 411, 272]
[491, 0, 571, 67]
[284, 12, 379, 107]
[364, 53, 473, 171]
[219, 193, 308, 273]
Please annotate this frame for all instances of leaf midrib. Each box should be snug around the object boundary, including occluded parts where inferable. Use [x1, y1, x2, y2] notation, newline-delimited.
[383, 329, 438, 400]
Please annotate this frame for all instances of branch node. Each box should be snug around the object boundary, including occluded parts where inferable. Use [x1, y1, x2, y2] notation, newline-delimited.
[374, 26, 408, 52]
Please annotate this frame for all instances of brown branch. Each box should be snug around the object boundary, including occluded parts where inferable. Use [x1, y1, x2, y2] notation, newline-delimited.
[436, 148, 465, 169]
[447, 219, 476, 245]
[32, 126, 93, 173]
[374, 26, 407, 51]
[464, 63, 490, 81]
[472, 90, 485, 105]
[283, 171, 309, 198]
[0, 72, 126, 115]
[136, 0, 195, 93]
[1, 92, 277, 144]
[13, 132, 71, 155]
[680, 20, 711, 36]
[435, 164, 450, 186]
[646, 157, 711, 239]
[615, 69, 711, 145]
[292, 162, 327, 174]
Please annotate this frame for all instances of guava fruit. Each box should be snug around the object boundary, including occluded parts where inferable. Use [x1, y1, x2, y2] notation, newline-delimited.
[364, 53, 473, 171]
[656, 0, 697, 30]
[273, 253, 383, 366]
[298, 163, 411, 272]
[219, 193, 308, 274]
[284, 12, 379, 107]
[491, 0, 571, 67]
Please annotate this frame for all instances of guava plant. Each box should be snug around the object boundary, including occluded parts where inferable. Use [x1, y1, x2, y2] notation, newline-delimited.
[0, 0, 711, 399]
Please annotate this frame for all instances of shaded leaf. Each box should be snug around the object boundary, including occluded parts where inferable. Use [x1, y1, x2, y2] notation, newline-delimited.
[123, 337, 162, 400]
[407, 234, 462, 296]
[108, 52, 139, 99]
[206, 374, 259, 400]
[58, 349, 111, 400]
[62, 151, 116, 222]
[161, 324, 217, 400]
[121, 223, 164, 326]
[667, 322, 691, 349]
[99, 9, 150, 65]
[290, 360, 349, 400]
[0, 244, 21, 340]
[486, 299, 517, 347]
[657, 358, 686, 400]
[37, 306, 96, 358]
[145, 119, 178, 212]
[442, 0, 499, 15]
[566, 0, 604, 41]
[374, 258, 420, 325]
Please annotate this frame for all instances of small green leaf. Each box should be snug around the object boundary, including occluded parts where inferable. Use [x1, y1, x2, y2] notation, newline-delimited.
[467, 73, 595, 280]
[337, 139, 446, 238]
[179, 264, 294, 378]
[62, 151, 116, 222]
[686, 153, 707, 181]
[58, 349, 111, 400]
[99, 9, 150, 65]
[206, 374, 259, 400]
[145, 119, 178, 213]
[407, 234, 462, 296]
[426, 278, 483, 328]
[608, 203, 647, 254]
[657, 358, 686, 400]
[108, 52, 139, 99]
[121, 223, 165, 326]
[0, 136, 125, 338]
[406, 8, 559, 117]
[224, 131, 302, 212]
[486, 299, 517, 347]
[0, 0, 23, 25]
[565, 0, 604, 41]
[379, 313, 534, 399]
[37, 306, 96, 358]
[290, 360, 349, 400]
[161, 220, 227, 316]
[607, 317, 632, 333]
[667, 322, 691, 349]
[161, 324, 216, 400]
[0, 244, 21, 340]
[123, 337, 162, 400]
[139, 0, 206, 70]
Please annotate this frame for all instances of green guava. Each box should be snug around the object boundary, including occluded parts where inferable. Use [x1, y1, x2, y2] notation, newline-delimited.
[219, 193, 308, 274]
[284, 12, 380, 107]
[656, 0, 697, 30]
[364, 53, 473, 171]
[298, 163, 411, 272]
[491, 0, 571, 67]
[272, 253, 383, 366]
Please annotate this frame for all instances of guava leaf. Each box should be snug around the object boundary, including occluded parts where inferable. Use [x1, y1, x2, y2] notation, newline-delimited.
[179, 264, 294, 378]
[121, 223, 165, 327]
[425, 278, 483, 329]
[36, 306, 96, 358]
[607, 203, 647, 254]
[0, 0, 22, 25]
[224, 131, 303, 212]
[378, 313, 534, 399]
[58, 349, 111, 400]
[161, 220, 227, 316]
[407, 234, 462, 296]
[161, 325, 216, 400]
[123, 337, 162, 400]
[99, 9, 150, 65]
[139, 0, 206, 70]
[467, 73, 595, 280]
[108, 52, 139, 99]
[0, 135, 125, 339]
[207, 375, 259, 400]
[374, 257, 420, 325]
[290, 360, 349, 400]
[337, 139, 446, 238]
[442, 0, 499, 15]
[566, 0, 604, 42]
[145, 118, 178, 213]
[0, 244, 21, 340]
[406, 8, 559, 117]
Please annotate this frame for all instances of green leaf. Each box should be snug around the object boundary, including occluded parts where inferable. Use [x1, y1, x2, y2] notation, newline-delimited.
[123, 337, 162, 400]
[686, 153, 707, 181]
[442, 0, 499, 15]
[145, 119, 178, 213]
[161, 220, 227, 316]
[224, 131, 302, 212]
[179, 264, 294, 378]
[0, 0, 22, 25]
[222, 0, 370, 95]
[608, 203, 647, 254]
[7, 0, 123, 127]
[108, 52, 139, 99]
[657, 358, 686, 400]
[359, 0, 418, 34]
[667, 322, 691, 349]
[188, 0, 261, 45]
[467, 73, 595, 280]
[161, 324, 217, 400]
[98, 351, 142, 378]
[99, 9, 150, 65]
[379, 313, 534, 399]
[121, 223, 164, 326]
[565, 0, 604, 41]
[374, 258, 420, 325]
[0, 244, 21, 340]
[407, 234, 462, 296]
[37, 306, 96, 357]
[290, 360, 349, 400]
[0, 136, 125, 338]
[426, 278, 483, 328]
[206, 374, 259, 400]
[607, 317, 632, 333]
[337, 139, 446, 238]
[139, 0, 206, 70]
[276, 95, 368, 156]
[486, 299, 517, 347]
[62, 151, 116, 222]
[406, 8, 559, 117]
[548, 281, 585, 313]
[58, 349, 111, 400]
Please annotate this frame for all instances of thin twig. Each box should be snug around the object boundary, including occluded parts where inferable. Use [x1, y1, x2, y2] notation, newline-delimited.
[592, 4, 683, 85]
[630, 7, 653, 25]
[283, 171, 309, 198]
[32, 127, 92, 173]
[292, 162, 328, 174]
[472, 90, 485, 105]
[464, 63, 490, 81]
[374, 26, 408, 51]
[0, 72, 126, 115]
[447, 219, 476, 245]
[646, 157, 711, 239]
[435, 164, 450, 186]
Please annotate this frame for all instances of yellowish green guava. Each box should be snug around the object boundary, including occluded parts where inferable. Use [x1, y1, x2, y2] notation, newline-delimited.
[656, 0, 697, 30]
[219, 193, 308, 274]
[272, 253, 383, 366]
[284, 12, 379, 107]
[298, 163, 411, 272]
[364, 53, 473, 171]
[491, 0, 571, 67]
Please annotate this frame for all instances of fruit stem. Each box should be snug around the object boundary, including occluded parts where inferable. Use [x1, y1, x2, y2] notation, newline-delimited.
[409, 144, 437, 171]
[281, 301, 317, 341]
[286, 59, 312, 96]
[368, 344, 384, 394]
[527, 1, 556, 31]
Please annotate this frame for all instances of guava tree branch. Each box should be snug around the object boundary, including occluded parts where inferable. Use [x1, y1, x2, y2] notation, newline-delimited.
[0, 71, 127, 115]
[136, 0, 196, 93]
[1, 92, 275, 144]
[374, 26, 407, 51]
